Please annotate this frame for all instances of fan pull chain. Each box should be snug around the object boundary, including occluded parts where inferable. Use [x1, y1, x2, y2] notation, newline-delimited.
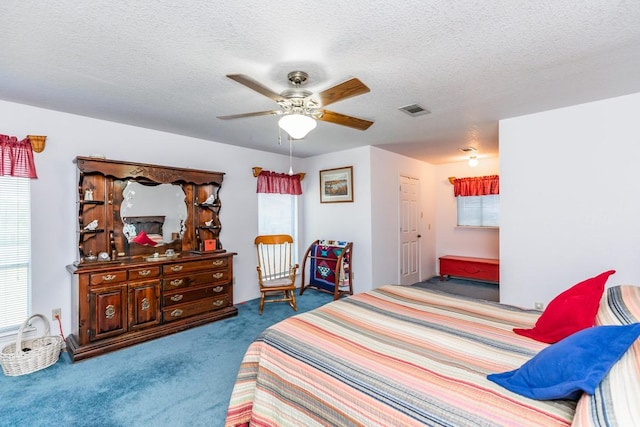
[288, 135, 294, 175]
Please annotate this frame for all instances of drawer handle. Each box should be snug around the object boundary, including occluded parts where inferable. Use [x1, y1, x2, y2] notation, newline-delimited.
[170, 265, 184, 272]
[141, 297, 150, 311]
[212, 299, 225, 307]
[102, 274, 117, 281]
[138, 269, 152, 277]
[105, 304, 116, 319]
[212, 286, 224, 293]
[170, 294, 183, 302]
[170, 279, 184, 287]
[212, 272, 224, 280]
[212, 260, 224, 266]
[170, 309, 183, 317]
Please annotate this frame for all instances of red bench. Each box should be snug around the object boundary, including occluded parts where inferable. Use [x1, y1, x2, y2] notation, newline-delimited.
[439, 255, 499, 283]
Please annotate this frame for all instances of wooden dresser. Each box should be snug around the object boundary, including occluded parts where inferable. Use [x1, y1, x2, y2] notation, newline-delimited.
[439, 255, 499, 283]
[66, 252, 235, 362]
[67, 157, 237, 361]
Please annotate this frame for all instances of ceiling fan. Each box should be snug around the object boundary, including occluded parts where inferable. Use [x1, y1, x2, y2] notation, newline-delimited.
[217, 71, 374, 139]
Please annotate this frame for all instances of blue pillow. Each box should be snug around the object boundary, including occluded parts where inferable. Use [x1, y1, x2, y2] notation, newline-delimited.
[487, 323, 640, 400]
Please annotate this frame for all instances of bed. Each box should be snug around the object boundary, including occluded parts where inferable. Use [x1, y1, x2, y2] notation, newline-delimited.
[225, 284, 640, 426]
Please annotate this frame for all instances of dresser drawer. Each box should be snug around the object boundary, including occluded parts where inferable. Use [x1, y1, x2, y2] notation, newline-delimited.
[163, 257, 229, 276]
[163, 284, 228, 307]
[162, 270, 230, 291]
[129, 266, 161, 280]
[162, 295, 230, 322]
[90, 270, 127, 286]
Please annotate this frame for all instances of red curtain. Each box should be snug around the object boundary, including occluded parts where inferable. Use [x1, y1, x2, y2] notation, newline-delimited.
[453, 175, 499, 197]
[256, 170, 302, 195]
[0, 134, 38, 178]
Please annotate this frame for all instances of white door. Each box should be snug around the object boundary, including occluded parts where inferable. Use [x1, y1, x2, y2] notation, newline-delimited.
[399, 175, 420, 285]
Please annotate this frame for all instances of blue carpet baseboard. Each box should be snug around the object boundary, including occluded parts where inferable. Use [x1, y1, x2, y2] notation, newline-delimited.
[413, 276, 499, 302]
[0, 290, 334, 427]
[0, 281, 497, 426]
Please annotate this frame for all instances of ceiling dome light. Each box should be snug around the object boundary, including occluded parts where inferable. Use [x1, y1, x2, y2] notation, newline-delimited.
[278, 114, 317, 139]
[468, 155, 479, 167]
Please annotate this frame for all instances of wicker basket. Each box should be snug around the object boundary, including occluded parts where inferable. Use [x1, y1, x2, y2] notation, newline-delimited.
[1, 314, 63, 376]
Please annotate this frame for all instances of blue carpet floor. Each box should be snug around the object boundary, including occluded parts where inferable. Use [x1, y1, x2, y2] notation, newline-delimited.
[413, 276, 499, 302]
[0, 290, 334, 427]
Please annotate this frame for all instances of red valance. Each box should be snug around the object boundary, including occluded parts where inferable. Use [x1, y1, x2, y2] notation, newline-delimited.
[256, 170, 302, 195]
[0, 134, 38, 179]
[453, 175, 499, 197]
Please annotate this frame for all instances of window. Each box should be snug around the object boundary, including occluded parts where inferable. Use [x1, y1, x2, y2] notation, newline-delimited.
[258, 193, 298, 260]
[0, 176, 31, 331]
[457, 194, 499, 227]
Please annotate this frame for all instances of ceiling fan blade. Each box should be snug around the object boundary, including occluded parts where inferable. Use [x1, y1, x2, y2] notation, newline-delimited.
[317, 110, 374, 131]
[217, 110, 280, 120]
[226, 74, 285, 103]
[318, 78, 371, 107]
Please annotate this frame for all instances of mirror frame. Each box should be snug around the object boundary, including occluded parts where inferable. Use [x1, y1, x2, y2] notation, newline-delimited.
[76, 156, 224, 262]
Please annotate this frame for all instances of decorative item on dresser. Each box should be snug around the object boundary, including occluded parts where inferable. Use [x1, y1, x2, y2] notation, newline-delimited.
[66, 156, 237, 362]
[439, 255, 499, 283]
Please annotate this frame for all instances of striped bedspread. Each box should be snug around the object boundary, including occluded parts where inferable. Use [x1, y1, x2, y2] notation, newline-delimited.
[226, 285, 576, 426]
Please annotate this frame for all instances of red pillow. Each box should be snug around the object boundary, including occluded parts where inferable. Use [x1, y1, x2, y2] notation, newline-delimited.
[513, 270, 615, 343]
[132, 231, 158, 246]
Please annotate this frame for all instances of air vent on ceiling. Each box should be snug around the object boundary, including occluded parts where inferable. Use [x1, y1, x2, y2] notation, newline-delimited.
[398, 103, 431, 117]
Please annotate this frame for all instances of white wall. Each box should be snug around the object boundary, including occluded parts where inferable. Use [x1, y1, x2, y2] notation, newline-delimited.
[434, 158, 500, 265]
[301, 146, 436, 293]
[500, 92, 640, 308]
[19, 83, 626, 340]
[0, 98, 439, 345]
[370, 147, 436, 286]
[301, 146, 374, 293]
[0, 99, 294, 339]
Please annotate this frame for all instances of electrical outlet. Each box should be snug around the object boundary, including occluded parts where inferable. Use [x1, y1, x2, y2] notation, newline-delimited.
[52, 308, 61, 320]
[534, 302, 544, 310]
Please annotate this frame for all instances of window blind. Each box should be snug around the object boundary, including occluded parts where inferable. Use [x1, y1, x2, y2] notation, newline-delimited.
[0, 176, 31, 331]
[258, 193, 298, 262]
[457, 194, 500, 227]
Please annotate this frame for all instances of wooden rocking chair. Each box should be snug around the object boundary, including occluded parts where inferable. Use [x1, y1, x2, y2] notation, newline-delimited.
[254, 234, 298, 315]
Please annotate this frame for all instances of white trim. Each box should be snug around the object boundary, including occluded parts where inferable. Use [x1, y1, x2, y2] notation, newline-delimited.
[455, 226, 499, 230]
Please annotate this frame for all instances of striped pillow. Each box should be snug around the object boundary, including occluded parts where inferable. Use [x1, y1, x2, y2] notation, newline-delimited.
[572, 285, 640, 426]
[595, 285, 640, 326]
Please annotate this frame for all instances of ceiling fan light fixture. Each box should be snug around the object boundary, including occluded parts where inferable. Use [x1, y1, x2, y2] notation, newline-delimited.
[278, 114, 316, 139]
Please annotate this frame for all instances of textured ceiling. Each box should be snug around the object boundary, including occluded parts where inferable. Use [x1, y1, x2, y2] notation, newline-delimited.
[2, 1, 639, 164]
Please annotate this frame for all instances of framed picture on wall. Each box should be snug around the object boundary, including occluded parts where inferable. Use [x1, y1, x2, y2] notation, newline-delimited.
[319, 166, 353, 203]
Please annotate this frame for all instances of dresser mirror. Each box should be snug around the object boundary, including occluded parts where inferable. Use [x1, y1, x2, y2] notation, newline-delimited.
[121, 181, 188, 245]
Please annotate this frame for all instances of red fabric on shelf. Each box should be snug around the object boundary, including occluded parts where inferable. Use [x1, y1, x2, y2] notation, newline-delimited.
[256, 170, 302, 195]
[132, 231, 158, 246]
[453, 175, 499, 197]
[0, 134, 38, 178]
